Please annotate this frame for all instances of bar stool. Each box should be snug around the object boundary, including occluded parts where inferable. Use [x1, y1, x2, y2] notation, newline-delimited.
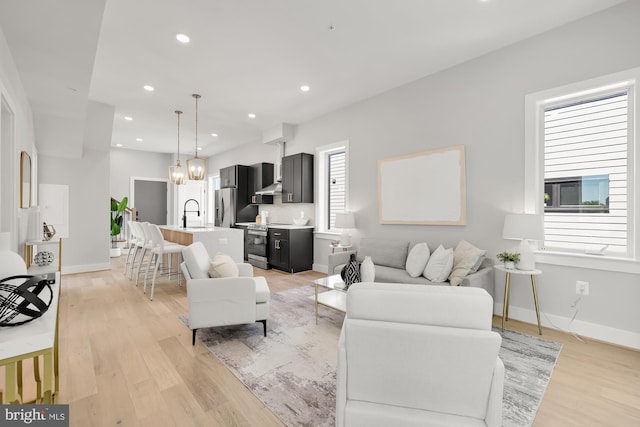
[132, 222, 154, 285]
[144, 224, 185, 300]
[124, 221, 141, 276]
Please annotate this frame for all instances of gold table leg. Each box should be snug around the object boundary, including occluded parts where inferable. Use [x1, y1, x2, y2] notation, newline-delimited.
[34, 356, 42, 403]
[502, 272, 511, 331]
[43, 350, 53, 404]
[315, 283, 319, 325]
[531, 275, 542, 335]
[5, 362, 21, 404]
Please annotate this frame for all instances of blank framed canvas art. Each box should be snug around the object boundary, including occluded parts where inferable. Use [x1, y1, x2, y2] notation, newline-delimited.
[378, 145, 466, 225]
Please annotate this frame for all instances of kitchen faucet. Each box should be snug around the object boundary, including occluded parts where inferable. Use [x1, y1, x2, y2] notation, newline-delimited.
[183, 199, 200, 228]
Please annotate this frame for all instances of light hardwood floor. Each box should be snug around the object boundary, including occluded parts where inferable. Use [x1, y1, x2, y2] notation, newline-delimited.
[18, 257, 640, 426]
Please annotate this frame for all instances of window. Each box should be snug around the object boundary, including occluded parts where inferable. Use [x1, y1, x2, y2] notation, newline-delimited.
[316, 141, 349, 234]
[525, 68, 638, 266]
[327, 151, 346, 230]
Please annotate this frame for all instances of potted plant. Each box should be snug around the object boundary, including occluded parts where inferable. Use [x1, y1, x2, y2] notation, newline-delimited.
[496, 251, 520, 270]
[110, 197, 128, 257]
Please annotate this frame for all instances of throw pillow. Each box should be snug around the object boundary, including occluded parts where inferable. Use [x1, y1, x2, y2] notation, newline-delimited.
[405, 242, 430, 278]
[448, 240, 487, 286]
[208, 252, 239, 278]
[423, 245, 454, 282]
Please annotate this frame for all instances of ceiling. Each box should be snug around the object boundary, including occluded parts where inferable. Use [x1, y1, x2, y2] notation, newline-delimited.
[0, 0, 627, 158]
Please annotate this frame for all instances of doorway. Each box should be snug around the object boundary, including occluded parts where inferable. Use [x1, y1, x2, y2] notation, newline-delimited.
[132, 179, 168, 225]
[178, 181, 206, 227]
[1, 95, 15, 234]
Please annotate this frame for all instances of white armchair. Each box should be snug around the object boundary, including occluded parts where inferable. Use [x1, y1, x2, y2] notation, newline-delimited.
[181, 241, 270, 345]
[336, 283, 504, 427]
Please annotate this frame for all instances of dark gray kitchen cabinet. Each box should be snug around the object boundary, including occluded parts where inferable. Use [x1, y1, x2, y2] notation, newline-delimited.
[220, 165, 237, 188]
[268, 227, 313, 273]
[282, 153, 313, 203]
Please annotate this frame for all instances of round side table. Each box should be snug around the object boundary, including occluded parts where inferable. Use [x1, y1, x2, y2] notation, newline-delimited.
[494, 265, 543, 335]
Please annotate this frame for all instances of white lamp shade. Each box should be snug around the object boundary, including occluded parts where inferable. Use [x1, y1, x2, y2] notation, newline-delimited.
[335, 212, 355, 229]
[503, 214, 544, 241]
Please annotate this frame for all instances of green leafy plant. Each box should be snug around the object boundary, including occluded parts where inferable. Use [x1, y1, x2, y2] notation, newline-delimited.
[496, 251, 520, 263]
[110, 197, 128, 247]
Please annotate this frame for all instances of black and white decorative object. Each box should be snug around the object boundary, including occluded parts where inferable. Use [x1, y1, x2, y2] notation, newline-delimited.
[34, 251, 55, 267]
[340, 254, 360, 289]
[0, 275, 53, 326]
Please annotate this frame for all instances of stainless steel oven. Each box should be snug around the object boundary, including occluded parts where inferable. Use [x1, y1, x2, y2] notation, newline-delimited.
[246, 224, 269, 269]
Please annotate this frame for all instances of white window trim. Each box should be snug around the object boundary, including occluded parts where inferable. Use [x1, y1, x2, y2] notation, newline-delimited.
[525, 67, 640, 274]
[315, 140, 349, 235]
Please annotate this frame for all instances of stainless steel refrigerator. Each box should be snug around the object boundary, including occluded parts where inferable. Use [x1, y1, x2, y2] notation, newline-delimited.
[215, 188, 236, 227]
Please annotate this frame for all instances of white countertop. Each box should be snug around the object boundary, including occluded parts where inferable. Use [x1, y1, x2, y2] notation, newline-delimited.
[159, 225, 226, 233]
[235, 222, 314, 230]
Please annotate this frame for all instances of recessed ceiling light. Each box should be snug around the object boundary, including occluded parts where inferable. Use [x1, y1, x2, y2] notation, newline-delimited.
[176, 33, 190, 43]
[197, 147, 203, 151]
[300, 85, 310, 92]
[211, 133, 218, 137]
[136, 138, 143, 142]
[124, 116, 133, 121]
[116, 144, 123, 147]
[143, 85, 155, 91]
[248, 113, 256, 119]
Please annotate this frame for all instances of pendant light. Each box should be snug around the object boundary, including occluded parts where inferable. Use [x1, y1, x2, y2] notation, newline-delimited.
[187, 93, 206, 180]
[168, 110, 186, 185]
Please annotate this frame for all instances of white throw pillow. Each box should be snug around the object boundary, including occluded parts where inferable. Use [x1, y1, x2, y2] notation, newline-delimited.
[208, 252, 239, 278]
[423, 245, 454, 282]
[448, 240, 487, 286]
[405, 242, 430, 278]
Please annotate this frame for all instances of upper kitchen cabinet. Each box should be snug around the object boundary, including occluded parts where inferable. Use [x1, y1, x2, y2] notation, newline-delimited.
[282, 153, 314, 203]
[250, 162, 274, 204]
[220, 165, 238, 188]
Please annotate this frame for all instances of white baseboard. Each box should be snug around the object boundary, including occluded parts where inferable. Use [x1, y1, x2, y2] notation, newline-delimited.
[494, 303, 640, 350]
[313, 263, 328, 274]
[62, 262, 111, 275]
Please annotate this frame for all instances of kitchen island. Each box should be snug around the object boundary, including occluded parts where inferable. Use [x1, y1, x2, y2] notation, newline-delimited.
[159, 225, 244, 263]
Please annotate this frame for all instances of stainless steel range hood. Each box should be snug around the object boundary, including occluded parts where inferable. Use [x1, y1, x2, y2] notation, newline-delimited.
[255, 181, 282, 195]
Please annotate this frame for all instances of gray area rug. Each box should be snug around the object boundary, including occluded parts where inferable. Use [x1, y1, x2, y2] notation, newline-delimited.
[181, 286, 561, 427]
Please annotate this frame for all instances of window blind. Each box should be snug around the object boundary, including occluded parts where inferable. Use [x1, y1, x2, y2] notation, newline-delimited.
[328, 151, 346, 230]
[543, 91, 629, 254]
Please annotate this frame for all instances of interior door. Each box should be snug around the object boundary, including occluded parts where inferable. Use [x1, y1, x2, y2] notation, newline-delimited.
[134, 180, 167, 225]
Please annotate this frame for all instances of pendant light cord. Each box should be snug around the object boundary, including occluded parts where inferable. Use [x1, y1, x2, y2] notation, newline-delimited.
[175, 110, 182, 165]
[192, 94, 201, 157]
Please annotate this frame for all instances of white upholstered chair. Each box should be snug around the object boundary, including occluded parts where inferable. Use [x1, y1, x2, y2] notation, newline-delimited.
[336, 283, 504, 427]
[180, 241, 270, 345]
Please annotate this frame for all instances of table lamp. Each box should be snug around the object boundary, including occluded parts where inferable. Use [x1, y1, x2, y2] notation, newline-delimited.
[335, 212, 355, 246]
[503, 213, 544, 271]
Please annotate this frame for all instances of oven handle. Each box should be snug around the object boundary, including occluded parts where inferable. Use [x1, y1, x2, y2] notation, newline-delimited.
[248, 230, 267, 237]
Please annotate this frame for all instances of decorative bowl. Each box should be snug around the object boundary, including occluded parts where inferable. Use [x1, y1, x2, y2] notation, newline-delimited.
[293, 218, 309, 226]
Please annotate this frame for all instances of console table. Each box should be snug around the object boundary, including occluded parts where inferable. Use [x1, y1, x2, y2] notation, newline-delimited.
[0, 272, 60, 404]
[494, 265, 542, 335]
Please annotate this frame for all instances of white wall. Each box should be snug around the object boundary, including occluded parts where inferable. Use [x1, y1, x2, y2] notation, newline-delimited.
[0, 24, 37, 252]
[39, 149, 110, 273]
[210, 1, 640, 348]
[110, 148, 172, 201]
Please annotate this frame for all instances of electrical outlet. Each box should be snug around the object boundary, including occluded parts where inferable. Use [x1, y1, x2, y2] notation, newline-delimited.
[576, 281, 589, 296]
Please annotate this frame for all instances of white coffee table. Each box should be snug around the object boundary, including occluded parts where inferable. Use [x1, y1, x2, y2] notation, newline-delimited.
[312, 274, 347, 324]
